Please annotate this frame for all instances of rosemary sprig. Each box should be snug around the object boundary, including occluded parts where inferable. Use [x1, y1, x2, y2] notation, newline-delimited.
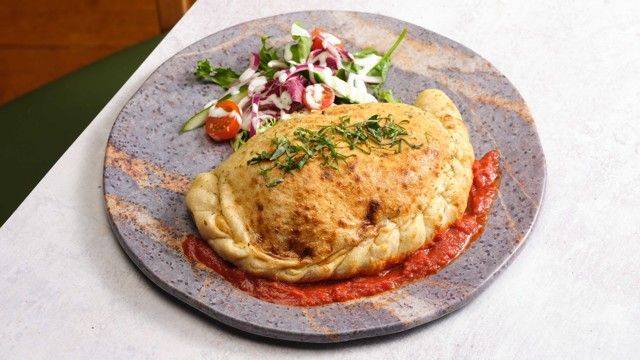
[248, 114, 422, 187]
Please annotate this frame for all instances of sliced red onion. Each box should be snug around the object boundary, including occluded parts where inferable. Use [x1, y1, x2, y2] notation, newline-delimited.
[277, 64, 329, 84]
[308, 49, 322, 61]
[308, 50, 340, 70]
[323, 43, 342, 64]
[247, 94, 261, 136]
[237, 96, 250, 112]
[281, 74, 307, 103]
[325, 56, 340, 70]
[248, 122, 256, 136]
[238, 67, 256, 82]
[338, 46, 354, 61]
[250, 53, 260, 70]
[262, 79, 280, 97]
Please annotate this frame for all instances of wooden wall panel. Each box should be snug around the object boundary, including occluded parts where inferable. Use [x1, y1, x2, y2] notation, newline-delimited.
[0, 0, 164, 104]
[157, 0, 196, 31]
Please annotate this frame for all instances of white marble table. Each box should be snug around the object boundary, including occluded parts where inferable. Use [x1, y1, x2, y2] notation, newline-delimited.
[1, 1, 639, 358]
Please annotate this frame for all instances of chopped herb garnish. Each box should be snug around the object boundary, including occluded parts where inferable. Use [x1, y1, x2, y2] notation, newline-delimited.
[256, 117, 278, 134]
[266, 178, 285, 187]
[248, 114, 422, 186]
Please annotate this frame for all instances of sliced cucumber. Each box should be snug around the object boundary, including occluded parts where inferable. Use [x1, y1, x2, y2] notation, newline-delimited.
[353, 53, 382, 75]
[179, 85, 248, 134]
[313, 70, 377, 104]
[180, 106, 211, 133]
[227, 85, 249, 103]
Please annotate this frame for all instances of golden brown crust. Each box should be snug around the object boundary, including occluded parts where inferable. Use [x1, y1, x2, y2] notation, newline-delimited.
[186, 89, 474, 282]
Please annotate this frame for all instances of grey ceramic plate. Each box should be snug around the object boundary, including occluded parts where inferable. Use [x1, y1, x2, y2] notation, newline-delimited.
[104, 11, 545, 343]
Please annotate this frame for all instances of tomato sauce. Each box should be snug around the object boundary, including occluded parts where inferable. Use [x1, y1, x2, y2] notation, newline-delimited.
[182, 150, 501, 306]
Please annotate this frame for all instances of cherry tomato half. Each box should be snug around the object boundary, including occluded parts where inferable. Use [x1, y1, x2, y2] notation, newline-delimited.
[311, 28, 344, 51]
[204, 99, 241, 141]
[311, 28, 325, 51]
[303, 84, 335, 110]
[215, 99, 240, 114]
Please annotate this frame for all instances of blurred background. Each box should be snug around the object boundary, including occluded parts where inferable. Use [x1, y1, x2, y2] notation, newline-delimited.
[1, 0, 195, 104]
[0, 0, 195, 224]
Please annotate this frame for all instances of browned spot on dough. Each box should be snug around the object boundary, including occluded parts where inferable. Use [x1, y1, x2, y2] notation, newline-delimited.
[105, 143, 190, 194]
[365, 199, 380, 224]
[300, 247, 313, 258]
[320, 169, 334, 181]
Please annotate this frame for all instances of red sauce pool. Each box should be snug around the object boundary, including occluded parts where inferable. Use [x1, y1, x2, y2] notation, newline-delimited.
[183, 150, 501, 306]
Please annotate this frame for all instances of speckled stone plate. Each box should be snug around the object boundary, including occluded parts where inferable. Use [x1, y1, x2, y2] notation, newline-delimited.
[104, 11, 545, 343]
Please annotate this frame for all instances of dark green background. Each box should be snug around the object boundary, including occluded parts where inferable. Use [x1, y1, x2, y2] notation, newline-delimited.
[0, 35, 163, 225]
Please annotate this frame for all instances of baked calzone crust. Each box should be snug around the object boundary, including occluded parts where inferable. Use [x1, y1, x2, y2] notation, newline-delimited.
[186, 89, 474, 282]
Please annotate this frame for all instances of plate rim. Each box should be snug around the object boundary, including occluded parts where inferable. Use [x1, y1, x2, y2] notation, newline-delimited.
[103, 9, 547, 343]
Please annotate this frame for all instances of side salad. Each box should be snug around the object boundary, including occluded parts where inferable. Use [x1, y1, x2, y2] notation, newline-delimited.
[180, 22, 407, 150]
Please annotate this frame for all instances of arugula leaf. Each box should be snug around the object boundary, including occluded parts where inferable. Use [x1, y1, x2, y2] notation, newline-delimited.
[367, 28, 407, 79]
[194, 59, 239, 89]
[258, 36, 281, 79]
[354, 47, 381, 58]
[340, 61, 362, 75]
[370, 60, 391, 81]
[364, 29, 407, 102]
[372, 85, 398, 103]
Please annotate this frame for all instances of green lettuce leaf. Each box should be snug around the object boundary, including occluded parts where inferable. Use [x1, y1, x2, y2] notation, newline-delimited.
[286, 22, 311, 63]
[194, 59, 239, 89]
[258, 36, 281, 79]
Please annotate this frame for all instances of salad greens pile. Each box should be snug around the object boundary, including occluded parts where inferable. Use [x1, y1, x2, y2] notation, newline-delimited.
[181, 22, 408, 149]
